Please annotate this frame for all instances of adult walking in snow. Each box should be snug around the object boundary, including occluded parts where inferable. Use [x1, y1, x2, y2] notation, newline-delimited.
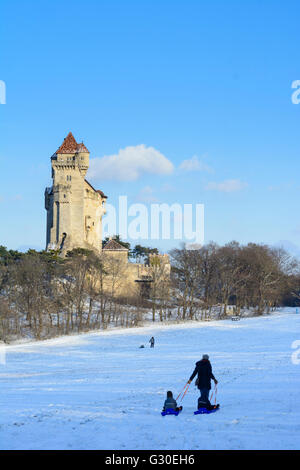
[188, 354, 218, 410]
[149, 337, 155, 348]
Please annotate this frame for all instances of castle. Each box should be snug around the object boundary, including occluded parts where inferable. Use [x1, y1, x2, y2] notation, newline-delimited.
[45, 132, 107, 253]
[45, 132, 170, 295]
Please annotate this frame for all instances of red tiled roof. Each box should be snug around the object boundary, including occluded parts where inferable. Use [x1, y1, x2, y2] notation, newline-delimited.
[56, 132, 89, 154]
[76, 142, 89, 153]
[56, 132, 78, 154]
[96, 190, 108, 198]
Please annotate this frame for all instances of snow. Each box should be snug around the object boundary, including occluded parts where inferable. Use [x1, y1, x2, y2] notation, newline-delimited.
[0, 308, 300, 450]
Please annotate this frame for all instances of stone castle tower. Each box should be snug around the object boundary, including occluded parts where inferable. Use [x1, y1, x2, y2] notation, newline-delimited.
[45, 132, 107, 253]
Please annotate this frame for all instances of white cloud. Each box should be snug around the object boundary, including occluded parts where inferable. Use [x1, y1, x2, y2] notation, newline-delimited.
[135, 186, 159, 203]
[205, 179, 248, 193]
[179, 155, 213, 173]
[88, 144, 174, 182]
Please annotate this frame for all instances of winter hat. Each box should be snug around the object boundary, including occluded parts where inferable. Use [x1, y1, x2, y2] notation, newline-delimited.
[202, 354, 209, 360]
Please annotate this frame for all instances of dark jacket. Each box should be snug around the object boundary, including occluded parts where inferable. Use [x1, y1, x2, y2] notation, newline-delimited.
[189, 359, 216, 390]
[163, 396, 178, 411]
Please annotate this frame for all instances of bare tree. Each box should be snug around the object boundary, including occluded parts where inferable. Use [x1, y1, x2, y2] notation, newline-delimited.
[148, 255, 171, 321]
[9, 253, 49, 339]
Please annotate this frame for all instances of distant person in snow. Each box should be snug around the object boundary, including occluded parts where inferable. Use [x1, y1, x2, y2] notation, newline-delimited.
[162, 391, 182, 413]
[188, 354, 218, 410]
[149, 337, 155, 348]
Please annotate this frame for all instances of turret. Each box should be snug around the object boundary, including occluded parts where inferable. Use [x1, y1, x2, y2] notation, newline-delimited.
[51, 132, 90, 179]
[45, 132, 107, 254]
[75, 142, 89, 177]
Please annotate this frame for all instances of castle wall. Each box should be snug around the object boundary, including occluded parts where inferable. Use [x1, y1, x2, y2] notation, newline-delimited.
[83, 182, 105, 251]
[101, 253, 141, 298]
[101, 251, 170, 298]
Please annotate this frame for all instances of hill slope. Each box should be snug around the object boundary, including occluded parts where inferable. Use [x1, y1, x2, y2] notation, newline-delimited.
[1, 309, 300, 450]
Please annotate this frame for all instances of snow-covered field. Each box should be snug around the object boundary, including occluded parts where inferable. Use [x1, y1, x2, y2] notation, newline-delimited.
[1, 308, 299, 450]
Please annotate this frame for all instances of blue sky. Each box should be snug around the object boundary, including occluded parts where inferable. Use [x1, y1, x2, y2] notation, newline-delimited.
[0, 0, 300, 254]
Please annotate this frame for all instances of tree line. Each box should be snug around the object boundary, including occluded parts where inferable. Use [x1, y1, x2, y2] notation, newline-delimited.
[0, 240, 300, 342]
[170, 241, 300, 320]
[0, 240, 167, 342]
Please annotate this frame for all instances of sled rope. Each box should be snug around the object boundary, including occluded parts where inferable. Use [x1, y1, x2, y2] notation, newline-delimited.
[210, 384, 217, 406]
[176, 382, 190, 402]
[180, 382, 190, 402]
[176, 382, 188, 401]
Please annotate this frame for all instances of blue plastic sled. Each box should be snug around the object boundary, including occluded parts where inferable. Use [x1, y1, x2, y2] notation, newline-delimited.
[161, 408, 181, 417]
[194, 407, 220, 415]
[194, 406, 220, 415]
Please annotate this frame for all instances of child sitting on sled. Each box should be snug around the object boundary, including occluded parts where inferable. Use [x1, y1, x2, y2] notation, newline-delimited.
[162, 391, 183, 412]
